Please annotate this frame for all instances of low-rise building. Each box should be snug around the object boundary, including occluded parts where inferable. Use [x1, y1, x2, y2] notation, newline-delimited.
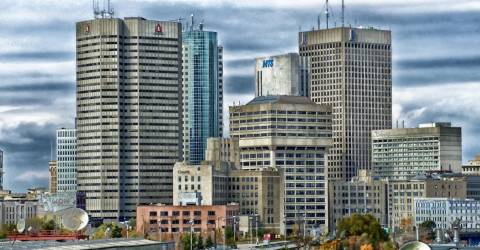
[328, 170, 388, 231]
[388, 173, 466, 229]
[136, 203, 239, 239]
[414, 198, 480, 231]
[372, 122, 462, 180]
[0, 199, 45, 226]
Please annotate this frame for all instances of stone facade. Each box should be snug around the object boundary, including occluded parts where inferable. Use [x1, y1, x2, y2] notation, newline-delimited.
[299, 27, 392, 181]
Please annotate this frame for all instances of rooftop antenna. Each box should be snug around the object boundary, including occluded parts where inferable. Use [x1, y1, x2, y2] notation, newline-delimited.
[93, 0, 114, 19]
[190, 13, 194, 31]
[342, 0, 345, 27]
[317, 14, 321, 30]
[199, 20, 204, 31]
[325, 0, 330, 29]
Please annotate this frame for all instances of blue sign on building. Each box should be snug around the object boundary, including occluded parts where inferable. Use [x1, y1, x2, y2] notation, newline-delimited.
[262, 59, 274, 68]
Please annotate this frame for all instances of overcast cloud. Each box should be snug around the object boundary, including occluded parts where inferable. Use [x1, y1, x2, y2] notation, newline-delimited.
[0, 0, 479, 191]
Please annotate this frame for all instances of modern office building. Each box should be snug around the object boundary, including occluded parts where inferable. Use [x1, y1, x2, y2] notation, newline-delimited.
[299, 27, 392, 180]
[388, 173, 466, 229]
[372, 123, 462, 180]
[76, 17, 183, 220]
[182, 22, 223, 164]
[56, 128, 76, 192]
[230, 95, 332, 234]
[48, 160, 57, 194]
[136, 203, 239, 239]
[463, 154, 480, 175]
[414, 198, 480, 231]
[328, 170, 388, 231]
[0, 149, 3, 190]
[255, 53, 309, 97]
[463, 155, 480, 201]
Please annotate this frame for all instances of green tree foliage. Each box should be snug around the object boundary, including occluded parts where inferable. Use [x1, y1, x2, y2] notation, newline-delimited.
[419, 220, 436, 241]
[197, 235, 204, 249]
[205, 235, 214, 248]
[42, 219, 55, 230]
[336, 214, 388, 245]
[92, 223, 123, 239]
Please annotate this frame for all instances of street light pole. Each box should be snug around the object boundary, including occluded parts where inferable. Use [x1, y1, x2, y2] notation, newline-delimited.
[233, 216, 237, 248]
[189, 219, 194, 250]
[223, 218, 226, 250]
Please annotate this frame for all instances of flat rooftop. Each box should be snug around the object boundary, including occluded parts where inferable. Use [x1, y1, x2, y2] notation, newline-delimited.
[0, 238, 174, 250]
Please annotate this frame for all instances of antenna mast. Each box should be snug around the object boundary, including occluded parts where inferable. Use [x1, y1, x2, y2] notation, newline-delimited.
[325, 0, 330, 29]
[342, 0, 345, 27]
[93, 0, 114, 19]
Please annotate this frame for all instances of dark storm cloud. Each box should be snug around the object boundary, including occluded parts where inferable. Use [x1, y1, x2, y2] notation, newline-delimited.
[0, 81, 74, 92]
[1, 0, 480, 191]
[224, 75, 255, 95]
[0, 122, 57, 191]
[0, 51, 74, 61]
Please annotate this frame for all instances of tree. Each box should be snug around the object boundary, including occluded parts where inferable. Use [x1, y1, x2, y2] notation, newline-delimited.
[336, 214, 388, 246]
[205, 235, 214, 248]
[111, 225, 123, 238]
[42, 219, 55, 230]
[400, 217, 413, 233]
[197, 235, 204, 249]
[419, 220, 436, 241]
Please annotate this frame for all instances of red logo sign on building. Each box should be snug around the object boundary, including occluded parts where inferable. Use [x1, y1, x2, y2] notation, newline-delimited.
[155, 23, 162, 33]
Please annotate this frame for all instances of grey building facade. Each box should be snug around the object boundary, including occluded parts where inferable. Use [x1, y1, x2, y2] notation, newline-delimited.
[56, 128, 77, 192]
[255, 53, 309, 97]
[299, 27, 392, 181]
[0, 149, 3, 190]
[372, 122, 462, 180]
[76, 17, 182, 220]
[229, 95, 332, 234]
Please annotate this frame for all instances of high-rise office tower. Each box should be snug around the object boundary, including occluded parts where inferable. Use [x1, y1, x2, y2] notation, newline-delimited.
[0, 149, 3, 190]
[255, 53, 309, 97]
[182, 21, 223, 164]
[76, 17, 182, 220]
[56, 128, 77, 192]
[230, 96, 332, 234]
[299, 27, 392, 180]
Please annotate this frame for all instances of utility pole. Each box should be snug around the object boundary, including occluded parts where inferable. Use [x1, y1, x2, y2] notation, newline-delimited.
[189, 219, 194, 250]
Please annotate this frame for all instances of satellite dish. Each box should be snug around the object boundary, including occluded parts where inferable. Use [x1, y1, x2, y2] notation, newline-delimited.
[16, 219, 25, 233]
[61, 207, 89, 231]
[399, 241, 431, 250]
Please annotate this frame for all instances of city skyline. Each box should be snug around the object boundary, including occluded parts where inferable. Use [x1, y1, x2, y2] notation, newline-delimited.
[0, 0, 479, 191]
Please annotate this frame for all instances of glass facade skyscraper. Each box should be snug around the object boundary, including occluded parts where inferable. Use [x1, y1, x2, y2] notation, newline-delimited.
[182, 26, 223, 164]
[56, 128, 76, 192]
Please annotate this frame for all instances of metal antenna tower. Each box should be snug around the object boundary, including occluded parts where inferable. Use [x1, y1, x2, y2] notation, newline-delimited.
[342, 0, 345, 27]
[325, 0, 330, 29]
[93, 0, 114, 19]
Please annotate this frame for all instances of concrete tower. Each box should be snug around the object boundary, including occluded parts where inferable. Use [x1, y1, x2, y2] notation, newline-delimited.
[76, 17, 183, 220]
[299, 27, 392, 180]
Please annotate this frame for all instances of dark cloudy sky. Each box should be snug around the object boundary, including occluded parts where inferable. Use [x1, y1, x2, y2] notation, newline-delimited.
[0, 0, 479, 192]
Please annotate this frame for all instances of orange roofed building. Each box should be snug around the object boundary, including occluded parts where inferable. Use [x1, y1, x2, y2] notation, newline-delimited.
[136, 203, 240, 239]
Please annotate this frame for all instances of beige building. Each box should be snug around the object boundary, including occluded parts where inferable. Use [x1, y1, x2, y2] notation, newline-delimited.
[388, 173, 466, 229]
[48, 160, 57, 194]
[299, 27, 392, 181]
[230, 95, 332, 234]
[329, 170, 388, 230]
[462, 154, 480, 175]
[173, 138, 282, 232]
[75, 17, 182, 220]
[372, 122, 462, 180]
[228, 168, 281, 232]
